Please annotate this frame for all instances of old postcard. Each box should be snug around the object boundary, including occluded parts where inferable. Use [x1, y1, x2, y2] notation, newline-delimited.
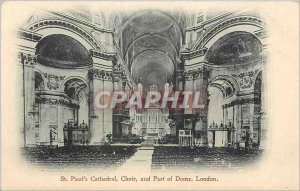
[0, 1, 299, 190]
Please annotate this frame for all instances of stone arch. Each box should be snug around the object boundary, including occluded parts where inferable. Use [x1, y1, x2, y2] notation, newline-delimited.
[124, 33, 179, 60]
[254, 69, 263, 86]
[34, 70, 45, 91]
[35, 34, 94, 68]
[26, 19, 105, 52]
[34, 68, 45, 83]
[193, 16, 265, 51]
[208, 75, 240, 98]
[118, 10, 184, 42]
[60, 76, 89, 96]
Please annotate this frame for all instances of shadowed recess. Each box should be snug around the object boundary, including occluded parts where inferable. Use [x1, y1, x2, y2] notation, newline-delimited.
[36, 34, 92, 68]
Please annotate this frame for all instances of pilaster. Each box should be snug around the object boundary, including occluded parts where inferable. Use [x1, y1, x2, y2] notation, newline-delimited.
[19, 52, 36, 146]
[88, 68, 113, 144]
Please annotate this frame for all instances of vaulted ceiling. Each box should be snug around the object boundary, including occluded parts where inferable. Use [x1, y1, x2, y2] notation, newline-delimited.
[120, 10, 184, 89]
[205, 32, 262, 65]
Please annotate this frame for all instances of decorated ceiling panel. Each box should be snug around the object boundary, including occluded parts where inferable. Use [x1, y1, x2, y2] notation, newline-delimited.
[205, 32, 262, 65]
[120, 10, 183, 88]
[36, 34, 92, 68]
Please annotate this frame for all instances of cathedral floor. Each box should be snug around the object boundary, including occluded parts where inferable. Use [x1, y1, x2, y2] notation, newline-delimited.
[118, 147, 154, 173]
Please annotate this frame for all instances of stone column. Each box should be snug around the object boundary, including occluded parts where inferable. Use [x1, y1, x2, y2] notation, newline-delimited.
[19, 53, 36, 147]
[234, 102, 242, 142]
[112, 64, 129, 138]
[222, 105, 225, 123]
[225, 106, 229, 124]
[88, 68, 113, 145]
[260, 68, 268, 149]
[171, 62, 184, 137]
[103, 72, 114, 140]
[174, 64, 184, 91]
[184, 70, 194, 129]
[232, 104, 236, 143]
[193, 66, 209, 146]
[57, 104, 65, 146]
[39, 103, 50, 145]
[248, 102, 255, 144]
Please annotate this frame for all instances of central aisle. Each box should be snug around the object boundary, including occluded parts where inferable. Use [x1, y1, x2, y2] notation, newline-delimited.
[118, 147, 154, 173]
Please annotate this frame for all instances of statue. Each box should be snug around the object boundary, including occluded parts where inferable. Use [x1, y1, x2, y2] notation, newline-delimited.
[237, 38, 247, 53]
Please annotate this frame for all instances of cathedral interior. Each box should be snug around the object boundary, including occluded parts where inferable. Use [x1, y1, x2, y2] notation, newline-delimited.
[18, 7, 267, 169]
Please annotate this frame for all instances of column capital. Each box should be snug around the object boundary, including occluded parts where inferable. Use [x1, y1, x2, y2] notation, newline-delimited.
[18, 52, 37, 66]
[181, 47, 208, 60]
[89, 49, 117, 62]
[184, 66, 210, 81]
[112, 64, 124, 82]
[227, 97, 258, 107]
[35, 96, 80, 109]
[88, 68, 113, 81]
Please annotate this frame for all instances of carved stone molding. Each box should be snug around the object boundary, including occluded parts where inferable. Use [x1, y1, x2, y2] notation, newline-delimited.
[175, 59, 184, 70]
[181, 48, 208, 60]
[184, 66, 210, 81]
[18, 52, 37, 66]
[18, 29, 43, 42]
[35, 97, 79, 109]
[27, 19, 104, 51]
[254, 29, 267, 39]
[193, 16, 265, 50]
[42, 73, 65, 90]
[112, 64, 125, 82]
[223, 97, 261, 108]
[88, 69, 113, 81]
[231, 69, 259, 89]
[89, 50, 117, 61]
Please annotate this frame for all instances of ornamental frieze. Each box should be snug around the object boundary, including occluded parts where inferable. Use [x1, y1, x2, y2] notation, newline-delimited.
[89, 50, 117, 61]
[27, 19, 103, 51]
[18, 29, 42, 42]
[88, 69, 113, 81]
[222, 97, 261, 108]
[35, 97, 80, 109]
[193, 16, 265, 50]
[42, 73, 65, 90]
[231, 69, 259, 89]
[112, 64, 125, 82]
[181, 48, 208, 60]
[184, 67, 210, 81]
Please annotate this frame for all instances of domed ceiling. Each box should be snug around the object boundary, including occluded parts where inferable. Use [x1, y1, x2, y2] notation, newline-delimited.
[36, 34, 92, 68]
[120, 10, 183, 90]
[205, 32, 262, 65]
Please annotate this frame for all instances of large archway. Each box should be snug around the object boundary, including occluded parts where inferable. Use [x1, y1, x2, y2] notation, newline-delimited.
[207, 76, 237, 147]
[63, 78, 89, 124]
[120, 10, 183, 92]
[204, 29, 264, 148]
[193, 16, 265, 50]
[253, 71, 262, 146]
[33, 71, 45, 144]
[117, 10, 183, 141]
[32, 32, 93, 146]
[26, 19, 105, 51]
[36, 34, 93, 68]
[205, 31, 262, 66]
